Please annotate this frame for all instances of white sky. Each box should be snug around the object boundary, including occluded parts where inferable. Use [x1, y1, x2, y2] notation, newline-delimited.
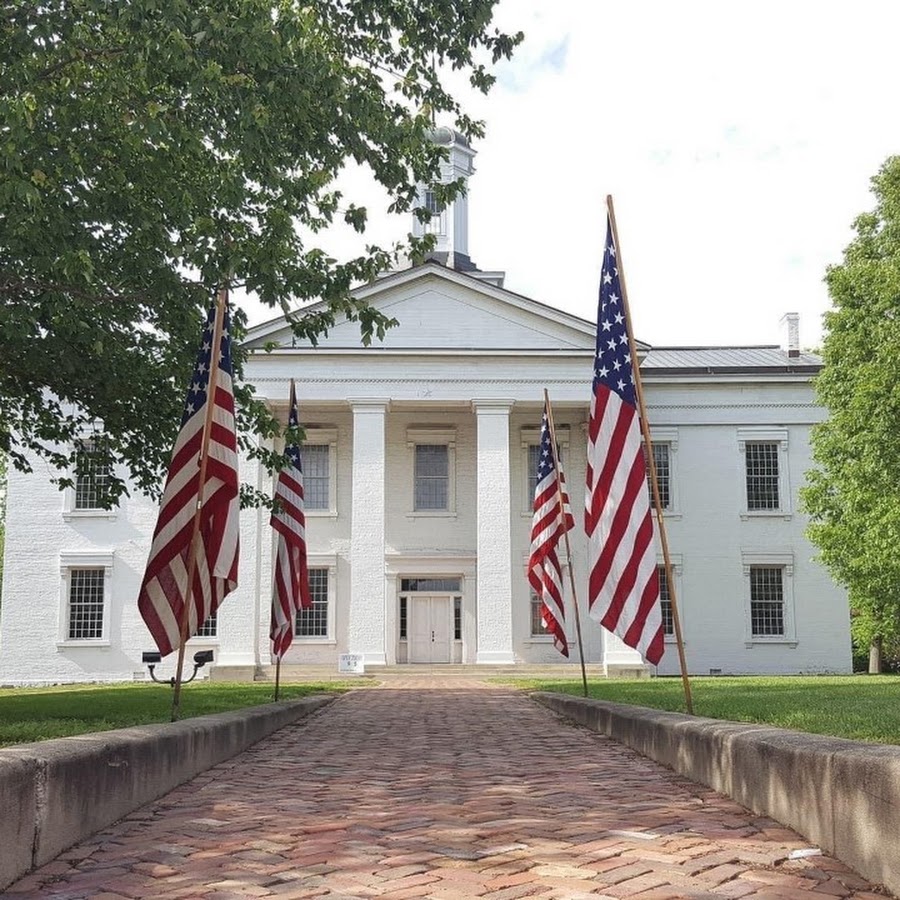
[246, 0, 900, 350]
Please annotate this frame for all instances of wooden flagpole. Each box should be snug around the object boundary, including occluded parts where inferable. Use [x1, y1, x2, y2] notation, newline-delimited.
[171, 285, 229, 722]
[544, 389, 589, 698]
[274, 657, 282, 702]
[605, 196, 693, 715]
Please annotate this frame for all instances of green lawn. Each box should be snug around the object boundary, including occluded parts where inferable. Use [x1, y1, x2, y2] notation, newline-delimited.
[509, 675, 900, 745]
[0, 681, 357, 747]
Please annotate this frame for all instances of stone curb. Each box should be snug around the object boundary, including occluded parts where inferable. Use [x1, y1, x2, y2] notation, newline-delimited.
[532, 692, 900, 897]
[0, 694, 335, 891]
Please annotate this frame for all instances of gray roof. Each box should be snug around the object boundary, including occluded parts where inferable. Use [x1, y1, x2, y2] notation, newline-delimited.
[642, 345, 821, 374]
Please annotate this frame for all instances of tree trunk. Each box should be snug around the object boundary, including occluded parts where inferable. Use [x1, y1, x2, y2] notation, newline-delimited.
[869, 636, 883, 674]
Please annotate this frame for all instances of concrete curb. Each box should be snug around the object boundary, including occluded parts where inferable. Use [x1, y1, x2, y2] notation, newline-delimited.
[0, 694, 335, 891]
[532, 692, 900, 897]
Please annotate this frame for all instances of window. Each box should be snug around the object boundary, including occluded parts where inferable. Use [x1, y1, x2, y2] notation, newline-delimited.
[74, 439, 111, 509]
[414, 444, 449, 510]
[303, 444, 330, 511]
[67, 569, 105, 639]
[738, 428, 790, 518]
[299, 427, 337, 515]
[742, 552, 795, 645]
[750, 567, 785, 637]
[407, 426, 456, 516]
[65, 437, 117, 518]
[424, 189, 444, 215]
[400, 577, 462, 592]
[453, 597, 462, 641]
[196, 609, 217, 638]
[658, 565, 673, 636]
[646, 443, 671, 509]
[422, 189, 445, 235]
[59, 551, 114, 645]
[296, 567, 329, 638]
[527, 443, 543, 499]
[745, 443, 780, 510]
[399, 596, 408, 640]
[530, 590, 549, 637]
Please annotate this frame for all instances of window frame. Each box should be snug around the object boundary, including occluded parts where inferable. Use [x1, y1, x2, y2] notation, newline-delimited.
[293, 555, 337, 644]
[738, 427, 791, 519]
[741, 551, 796, 646]
[656, 554, 683, 644]
[58, 550, 114, 647]
[192, 608, 219, 640]
[643, 427, 679, 518]
[300, 427, 338, 518]
[406, 426, 457, 517]
[63, 435, 118, 521]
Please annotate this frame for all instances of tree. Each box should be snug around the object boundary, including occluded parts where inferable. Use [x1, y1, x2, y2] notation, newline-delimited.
[802, 155, 900, 670]
[0, 1, 520, 503]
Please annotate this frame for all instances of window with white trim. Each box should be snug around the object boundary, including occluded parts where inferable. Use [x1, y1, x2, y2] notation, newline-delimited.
[642, 428, 678, 514]
[59, 551, 114, 645]
[195, 609, 218, 638]
[742, 552, 796, 645]
[74, 438, 111, 509]
[530, 589, 550, 637]
[745, 443, 779, 510]
[655, 554, 683, 643]
[67, 569, 105, 639]
[301, 427, 337, 516]
[292, 556, 337, 642]
[750, 567, 785, 637]
[658, 565, 673, 636]
[738, 428, 791, 517]
[296, 568, 329, 638]
[422, 189, 446, 235]
[646, 443, 671, 509]
[407, 426, 456, 515]
[414, 444, 449, 510]
[64, 436, 117, 519]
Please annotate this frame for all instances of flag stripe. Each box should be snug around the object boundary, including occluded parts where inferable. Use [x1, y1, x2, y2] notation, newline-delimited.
[138, 300, 240, 657]
[528, 401, 574, 659]
[269, 382, 312, 661]
[585, 215, 664, 665]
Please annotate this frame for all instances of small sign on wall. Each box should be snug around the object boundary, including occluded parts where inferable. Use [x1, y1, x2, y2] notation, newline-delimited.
[338, 653, 365, 675]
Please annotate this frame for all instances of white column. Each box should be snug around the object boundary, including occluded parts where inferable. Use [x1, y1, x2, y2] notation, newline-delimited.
[473, 399, 516, 664]
[348, 399, 389, 666]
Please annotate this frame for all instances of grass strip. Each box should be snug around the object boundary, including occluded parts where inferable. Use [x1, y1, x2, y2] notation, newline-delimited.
[506, 674, 900, 745]
[0, 681, 358, 746]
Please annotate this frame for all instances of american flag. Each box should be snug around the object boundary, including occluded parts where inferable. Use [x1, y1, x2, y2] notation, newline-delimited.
[528, 402, 575, 658]
[270, 380, 311, 659]
[584, 215, 664, 665]
[138, 298, 240, 656]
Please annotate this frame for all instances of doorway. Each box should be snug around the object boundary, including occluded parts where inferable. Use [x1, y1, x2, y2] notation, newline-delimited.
[408, 595, 452, 663]
[398, 576, 463, 664]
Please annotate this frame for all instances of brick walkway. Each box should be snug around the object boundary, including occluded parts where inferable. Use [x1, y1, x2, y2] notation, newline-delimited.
[4, 685, 887, 899]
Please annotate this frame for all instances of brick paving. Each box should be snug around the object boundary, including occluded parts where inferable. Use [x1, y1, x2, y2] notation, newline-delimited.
[4, 683, 889, 899]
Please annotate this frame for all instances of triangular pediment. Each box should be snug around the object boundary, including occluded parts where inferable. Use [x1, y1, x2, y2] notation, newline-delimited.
[244, 263, 604, 354]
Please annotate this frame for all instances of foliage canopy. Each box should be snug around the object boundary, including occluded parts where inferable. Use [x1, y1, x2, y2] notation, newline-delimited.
[0, 0, 520, 503]
[802, 156, 900, 649]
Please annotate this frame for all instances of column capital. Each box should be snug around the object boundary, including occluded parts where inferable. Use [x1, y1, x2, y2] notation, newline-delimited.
[471, 399, 515, 414]
[347, 398, 391, 413]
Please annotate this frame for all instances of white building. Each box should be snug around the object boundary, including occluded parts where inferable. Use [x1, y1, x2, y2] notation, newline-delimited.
[0, 132, 851, 684]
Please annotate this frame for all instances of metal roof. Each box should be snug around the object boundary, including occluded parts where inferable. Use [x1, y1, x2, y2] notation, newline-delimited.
[642, 345, 821, 374]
